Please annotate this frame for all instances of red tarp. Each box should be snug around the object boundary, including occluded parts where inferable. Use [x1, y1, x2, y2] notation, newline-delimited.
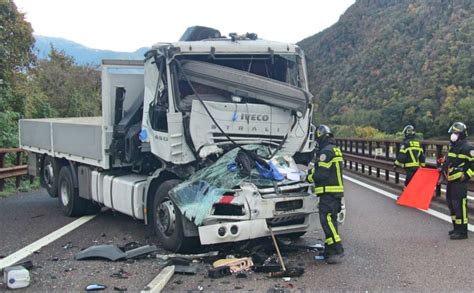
[396, 168, 440, 210]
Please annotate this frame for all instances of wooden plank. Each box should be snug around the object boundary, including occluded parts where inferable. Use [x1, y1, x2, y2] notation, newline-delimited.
[141, 265, 175, 293]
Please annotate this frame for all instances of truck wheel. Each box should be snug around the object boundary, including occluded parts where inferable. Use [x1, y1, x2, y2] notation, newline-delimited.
[42, 156, 58, 197]
[152, 180, 195, 252]
[58, 166, 88, 217]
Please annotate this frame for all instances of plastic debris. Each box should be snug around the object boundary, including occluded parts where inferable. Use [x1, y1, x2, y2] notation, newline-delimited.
[85, 284, 107, 291]
[174, 264, 198, 275]
[124, 245, 158, 259]
[113, 286, 127, 291]
[3, 266, 30, 289]
[75, 245, 126, 261]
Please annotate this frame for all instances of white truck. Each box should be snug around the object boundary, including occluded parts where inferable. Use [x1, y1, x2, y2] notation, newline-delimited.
[20, 26, 322, 252]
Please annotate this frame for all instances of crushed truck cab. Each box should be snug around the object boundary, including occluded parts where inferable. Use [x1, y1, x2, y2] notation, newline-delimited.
[20, 26, 325, 252]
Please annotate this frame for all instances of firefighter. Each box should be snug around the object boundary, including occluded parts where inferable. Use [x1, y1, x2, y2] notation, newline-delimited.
[394, 125, 426, 187]
[441, 122, 473, 240]
[306, 125, 344, 263]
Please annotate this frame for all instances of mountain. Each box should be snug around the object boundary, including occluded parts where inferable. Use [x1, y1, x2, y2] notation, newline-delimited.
[298, 0, 474, 137]
[34, 35, 149, 65]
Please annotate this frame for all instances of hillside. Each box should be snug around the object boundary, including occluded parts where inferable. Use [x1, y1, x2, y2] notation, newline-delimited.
[299, 0, 474, 137]
[34, 35, 148, 65]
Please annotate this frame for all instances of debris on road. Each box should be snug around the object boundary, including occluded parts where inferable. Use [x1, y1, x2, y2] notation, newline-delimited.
[85, 283, 107, 291]
[164, 258, 192, 267]
[75, 245, 126, 261]
[63, 242, 74, 250]
[268, 267, 304, 278]
[174, 264, 198, 275]
[110, 268, 131, 279]
[253, 264, 281, 273]
[124, 245, 158, 259]
[13, 260, 34, 270]
[3, 265, 30, 289]
[212, 257, 254, 273]
[208, 266, 231, 279]
[155, 251, 219, 261]
[113, 286, 127, 291]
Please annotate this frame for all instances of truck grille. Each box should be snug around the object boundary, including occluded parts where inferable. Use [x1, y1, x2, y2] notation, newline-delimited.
[275, 199, 303, 211]
[266, 215, 306, 227]
[258, 182, 311, 195]
[212, 133, 284, 146]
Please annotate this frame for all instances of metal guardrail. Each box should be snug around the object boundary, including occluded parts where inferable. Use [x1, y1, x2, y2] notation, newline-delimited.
[336, 138, 474, 193]
[0, 148, 28, 191]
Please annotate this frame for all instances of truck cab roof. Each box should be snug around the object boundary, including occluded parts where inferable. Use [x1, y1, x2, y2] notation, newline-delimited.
[151, 39, 301, 55]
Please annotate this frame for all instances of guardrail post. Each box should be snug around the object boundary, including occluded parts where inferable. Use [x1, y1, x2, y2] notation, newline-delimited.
[344, 140, 348, 152]
[15, 151, 21, 188]
[385, 168, 389, 181]
[355, 141, 359, 155]
[0, 153, 4, 191]
[368, 141, 373, 157]
[385, 142, 390, 161]
[350, 140, 353, 154]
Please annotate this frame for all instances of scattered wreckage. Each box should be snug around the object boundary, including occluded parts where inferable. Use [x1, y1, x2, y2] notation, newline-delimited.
[19, 26, 346, 253]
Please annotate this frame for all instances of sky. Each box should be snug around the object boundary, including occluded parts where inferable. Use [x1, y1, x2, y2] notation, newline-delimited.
[14, 0, 356, 52]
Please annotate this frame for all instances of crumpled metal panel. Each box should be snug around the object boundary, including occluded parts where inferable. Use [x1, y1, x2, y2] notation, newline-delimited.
[169, 145, 294, 226]
[74, 245, 126, 261]
[180, 60, 311, 113]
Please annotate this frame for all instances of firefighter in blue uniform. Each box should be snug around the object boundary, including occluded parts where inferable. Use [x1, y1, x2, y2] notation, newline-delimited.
[306, 125, 344, 263]
[441, 122, 473, 240]
[394, 125, 426, 186]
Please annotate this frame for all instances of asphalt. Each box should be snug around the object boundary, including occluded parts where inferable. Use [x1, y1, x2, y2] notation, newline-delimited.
[0, 175, 473, 291]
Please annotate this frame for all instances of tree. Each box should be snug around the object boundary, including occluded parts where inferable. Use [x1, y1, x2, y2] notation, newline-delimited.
[0, 0, 35, 86]
[32, 47, 101, 117]
[0, 1, 35, 147]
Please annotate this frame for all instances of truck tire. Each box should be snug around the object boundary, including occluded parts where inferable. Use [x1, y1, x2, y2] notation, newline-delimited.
[42, 156, 58, 197]
[152, 180, 198, 252]
[57, 166, 88, 217]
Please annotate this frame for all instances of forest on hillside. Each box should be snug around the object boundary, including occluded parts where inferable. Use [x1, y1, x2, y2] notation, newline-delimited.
[299, 0, 473, 138]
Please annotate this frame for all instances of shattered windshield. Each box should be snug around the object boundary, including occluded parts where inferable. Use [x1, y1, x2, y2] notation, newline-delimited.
[169, 145, 300, 226]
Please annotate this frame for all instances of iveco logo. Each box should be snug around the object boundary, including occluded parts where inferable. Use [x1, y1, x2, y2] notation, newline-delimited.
[240, 113, 270, 122]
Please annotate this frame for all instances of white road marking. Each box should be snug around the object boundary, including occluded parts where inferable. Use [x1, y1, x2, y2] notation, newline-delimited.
[344, 175, 474, 232]
[142, 265, 175, 293]
[0, 215, 97, 270]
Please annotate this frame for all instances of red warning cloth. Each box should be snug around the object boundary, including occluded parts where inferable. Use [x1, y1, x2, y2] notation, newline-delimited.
[396, 168, 440, 210]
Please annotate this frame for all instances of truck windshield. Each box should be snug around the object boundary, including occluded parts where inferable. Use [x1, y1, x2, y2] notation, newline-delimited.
[177, 54, 304, 87]
[172, 54, 309, 113]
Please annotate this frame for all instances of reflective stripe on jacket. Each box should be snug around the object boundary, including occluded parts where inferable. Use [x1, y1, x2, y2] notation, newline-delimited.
[394, 139, 426, 169]
[445, 139, 474, 182]
[306, 144, 344, 195]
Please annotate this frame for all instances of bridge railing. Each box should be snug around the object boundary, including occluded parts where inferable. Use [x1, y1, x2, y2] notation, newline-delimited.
[335, 138, 474, 194]
[0, 148, 29, 192]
